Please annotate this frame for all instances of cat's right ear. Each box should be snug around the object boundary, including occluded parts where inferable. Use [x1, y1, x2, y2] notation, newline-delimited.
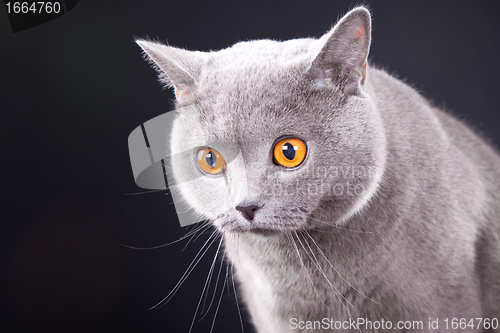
[306, 7, 371, 94]
[136, 39, 201, 100]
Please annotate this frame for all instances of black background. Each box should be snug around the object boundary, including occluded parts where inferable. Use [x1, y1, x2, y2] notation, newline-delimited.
[1, 1, 500, 332]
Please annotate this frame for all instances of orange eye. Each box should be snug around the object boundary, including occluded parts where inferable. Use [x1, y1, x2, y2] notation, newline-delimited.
[197, 147, 226, 175]
[273, 137, 307, 168]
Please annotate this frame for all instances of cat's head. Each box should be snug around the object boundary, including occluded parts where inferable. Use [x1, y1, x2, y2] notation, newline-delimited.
[137, 7, 386, 233]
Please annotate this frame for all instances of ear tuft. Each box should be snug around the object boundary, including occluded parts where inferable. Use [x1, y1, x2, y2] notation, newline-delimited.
[135, 39, 201, 100]
[307, 7, 372, 94]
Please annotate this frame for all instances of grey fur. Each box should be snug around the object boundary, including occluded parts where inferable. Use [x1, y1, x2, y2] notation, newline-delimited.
[137, 7, 500, 332]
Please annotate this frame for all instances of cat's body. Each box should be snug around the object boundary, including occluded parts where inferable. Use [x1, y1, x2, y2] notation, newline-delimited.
[137, 7, 500, 332]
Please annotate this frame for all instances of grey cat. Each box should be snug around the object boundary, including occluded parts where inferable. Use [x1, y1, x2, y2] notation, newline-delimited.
[136, 7, 500, 333]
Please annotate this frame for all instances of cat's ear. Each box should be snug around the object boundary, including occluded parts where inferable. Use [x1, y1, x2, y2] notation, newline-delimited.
[307, 7, 371, 94]
[136, 39, 201, 100]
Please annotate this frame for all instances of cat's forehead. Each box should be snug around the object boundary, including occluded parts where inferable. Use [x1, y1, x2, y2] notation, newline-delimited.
[210, 38, 316, 68]
[193, 96, 303, 145]
[198, 39, 313, 89]
[187, 39, 316, 142]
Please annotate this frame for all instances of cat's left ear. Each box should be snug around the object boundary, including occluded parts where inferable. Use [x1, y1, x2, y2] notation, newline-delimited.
[307, 7, 371, 94]
[136, 39, 202, 101]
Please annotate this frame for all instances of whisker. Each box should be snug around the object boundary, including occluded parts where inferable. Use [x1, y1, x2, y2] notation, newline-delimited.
[188, 237, 223, 333]
[209, 261, 229, 333]
[190, 222, 216, 244]
[292, 231, 354, 310]
[123, 189, 169, 195]
[286, 232, 329, 309]
[303, 230, 381, 305]
[231, 264, 245, 333]
[182, 221, 213, 251]
[183, 220, 211, 238]
[293, 231, 361, 333]
[120, 222, 211, 250]
[199, 246, 225, 320]
[149, 231, 220, 310]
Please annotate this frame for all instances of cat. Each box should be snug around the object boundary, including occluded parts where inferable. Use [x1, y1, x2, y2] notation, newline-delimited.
[136, 6, 500, 333]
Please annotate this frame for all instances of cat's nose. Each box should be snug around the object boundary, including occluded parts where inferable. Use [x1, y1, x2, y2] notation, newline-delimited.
[235, 205, 260, 221]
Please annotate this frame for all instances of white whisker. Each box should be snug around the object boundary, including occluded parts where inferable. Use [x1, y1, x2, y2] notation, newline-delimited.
[303, 230, 381, 305]
[294, 231, 362, 333]
[182, 221, 213, 251]
[199, 245, 225, 320]
[123, 189, 168, 195]
[149, 231, 220, 310]
[188, 237, 223, 333]
[292, 231, 354, 310]
[286, 232, 329, 309]
[209, 262, 229, 333]
[231, 263, 245, 333]
[120, 221, 211, 250]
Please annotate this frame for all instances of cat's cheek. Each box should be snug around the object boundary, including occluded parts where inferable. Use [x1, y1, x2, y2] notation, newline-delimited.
[173, 177, 232, 220]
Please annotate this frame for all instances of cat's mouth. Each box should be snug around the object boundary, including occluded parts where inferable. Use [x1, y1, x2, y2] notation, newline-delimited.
[219, 222, 283, 236]
[214, 211, 307, 233]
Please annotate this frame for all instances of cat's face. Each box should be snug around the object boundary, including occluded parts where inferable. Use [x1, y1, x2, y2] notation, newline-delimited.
[138, 7, 386, 232]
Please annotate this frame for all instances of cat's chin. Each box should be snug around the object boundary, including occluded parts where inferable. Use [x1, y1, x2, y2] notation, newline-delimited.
[224, 227, 283, 236]
[217, 218, 305, 234]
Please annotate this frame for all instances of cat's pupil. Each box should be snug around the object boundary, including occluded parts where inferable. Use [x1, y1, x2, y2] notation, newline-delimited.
[206, 151, 216, 167]
[282, 142, 296, 160]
